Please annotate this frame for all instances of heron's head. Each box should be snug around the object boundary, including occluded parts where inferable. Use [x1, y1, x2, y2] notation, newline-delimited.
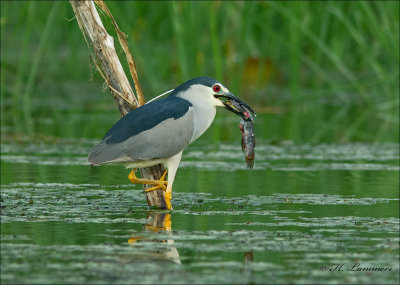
[172, 77, 254, 116]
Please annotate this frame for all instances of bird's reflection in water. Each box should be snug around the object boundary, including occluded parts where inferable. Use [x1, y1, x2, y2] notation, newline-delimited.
[128, 212, 181, 265]
[90, 212, 259, 283]
[86, 212, 181, 283]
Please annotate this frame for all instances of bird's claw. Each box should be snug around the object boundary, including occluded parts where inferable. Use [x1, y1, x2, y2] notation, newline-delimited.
[144, 182, 167, 193]
[129, 169, 168, 187]
[160, 169, 168, 181]
[129, 169, 171, 209]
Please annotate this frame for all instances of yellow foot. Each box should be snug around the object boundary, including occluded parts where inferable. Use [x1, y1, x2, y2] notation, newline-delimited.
[128, 169, 172, 210]
[143, 169, 168, 192]
[144, 183, 167, 192]
[160, 169, 168, 181]
[128, 169, 168, 189]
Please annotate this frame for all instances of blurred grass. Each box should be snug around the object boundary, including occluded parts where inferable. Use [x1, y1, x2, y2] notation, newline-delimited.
[1, 1, 399, 143]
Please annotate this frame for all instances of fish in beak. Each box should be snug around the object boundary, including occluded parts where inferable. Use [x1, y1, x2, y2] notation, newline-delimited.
[215, 92, 256, 120]
[215, 92, 256, 169]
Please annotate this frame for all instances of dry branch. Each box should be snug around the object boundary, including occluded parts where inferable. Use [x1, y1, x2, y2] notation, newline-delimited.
[94, 0, 145, 106]
[70, 0, 168, 209]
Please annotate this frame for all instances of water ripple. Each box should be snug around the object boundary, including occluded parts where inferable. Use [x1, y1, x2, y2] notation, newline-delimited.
[1, 141, 398, 171]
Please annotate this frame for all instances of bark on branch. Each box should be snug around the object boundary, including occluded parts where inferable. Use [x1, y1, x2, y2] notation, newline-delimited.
[70, 0, 168, 209]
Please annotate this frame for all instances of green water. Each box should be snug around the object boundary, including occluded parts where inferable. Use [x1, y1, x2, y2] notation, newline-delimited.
[1, 121, 399, 284]
[1, 2, 399, 283]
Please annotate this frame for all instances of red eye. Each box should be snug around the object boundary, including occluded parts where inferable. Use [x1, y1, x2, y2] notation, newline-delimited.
[213, 84, 221, 92]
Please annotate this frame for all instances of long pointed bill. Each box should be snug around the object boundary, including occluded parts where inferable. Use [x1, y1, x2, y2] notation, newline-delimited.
[215, 92, 256, 118]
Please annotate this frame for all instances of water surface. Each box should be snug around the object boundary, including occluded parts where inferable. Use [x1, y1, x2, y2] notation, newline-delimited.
[1, 136, 399, 284]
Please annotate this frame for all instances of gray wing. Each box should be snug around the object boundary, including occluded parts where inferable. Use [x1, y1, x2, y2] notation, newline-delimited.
[88, 108, 194, 165]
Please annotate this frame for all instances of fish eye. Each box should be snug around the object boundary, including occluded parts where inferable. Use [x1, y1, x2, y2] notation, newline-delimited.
[213, 84, 221, 92]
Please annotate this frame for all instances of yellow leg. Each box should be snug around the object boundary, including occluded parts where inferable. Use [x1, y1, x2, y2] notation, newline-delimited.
[164, 190, 172, 210]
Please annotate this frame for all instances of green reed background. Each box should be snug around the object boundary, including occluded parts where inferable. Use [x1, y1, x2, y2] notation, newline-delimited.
[1, 1, 399, 143]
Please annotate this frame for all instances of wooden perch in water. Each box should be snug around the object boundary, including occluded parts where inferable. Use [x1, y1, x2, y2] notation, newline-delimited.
[70, 0, 169, 209]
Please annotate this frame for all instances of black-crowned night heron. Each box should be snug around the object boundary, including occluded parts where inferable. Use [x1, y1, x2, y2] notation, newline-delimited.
[88, 77, 254, 209]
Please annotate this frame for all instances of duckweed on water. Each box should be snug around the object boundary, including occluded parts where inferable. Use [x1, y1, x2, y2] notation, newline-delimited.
[1, 140, 399, 283]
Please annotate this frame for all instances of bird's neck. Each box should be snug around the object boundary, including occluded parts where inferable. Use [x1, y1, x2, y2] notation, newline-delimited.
[190, 103, 217, 143]
[177, 94, 217, 143]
